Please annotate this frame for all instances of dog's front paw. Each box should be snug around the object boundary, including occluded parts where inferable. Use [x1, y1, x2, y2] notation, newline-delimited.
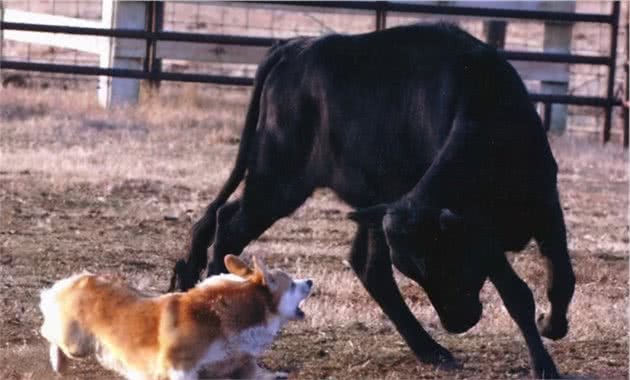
[250, 366, 286, 380]
[273, 371, 288, 379]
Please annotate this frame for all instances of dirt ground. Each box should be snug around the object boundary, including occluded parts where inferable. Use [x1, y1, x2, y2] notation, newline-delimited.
[0, 87, 627, 379]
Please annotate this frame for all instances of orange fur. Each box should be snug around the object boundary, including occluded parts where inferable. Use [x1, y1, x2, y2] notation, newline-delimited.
[39, 256, 312, 380]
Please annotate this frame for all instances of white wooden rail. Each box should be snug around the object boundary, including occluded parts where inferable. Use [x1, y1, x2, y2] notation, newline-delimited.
[1, 1, 145, 107]
[3, 9, 106, 54]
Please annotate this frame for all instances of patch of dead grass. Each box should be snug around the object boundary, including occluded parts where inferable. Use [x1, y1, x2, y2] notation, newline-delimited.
[0, 87, 627, 379]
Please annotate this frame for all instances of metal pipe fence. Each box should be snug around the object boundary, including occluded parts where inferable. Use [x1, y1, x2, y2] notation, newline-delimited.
[1, 1, 626, 145]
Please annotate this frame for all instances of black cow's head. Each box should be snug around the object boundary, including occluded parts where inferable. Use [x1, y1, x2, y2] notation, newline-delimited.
[349, 202, 496, 334]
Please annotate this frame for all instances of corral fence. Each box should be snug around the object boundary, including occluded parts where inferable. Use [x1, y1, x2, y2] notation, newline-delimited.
[0, 1, 628, 146]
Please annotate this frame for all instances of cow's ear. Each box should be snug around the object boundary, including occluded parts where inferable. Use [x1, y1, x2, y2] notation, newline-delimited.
[439, 208, 463, 232]
[224, 254, 253, 278]
[348, 204, 388, 227]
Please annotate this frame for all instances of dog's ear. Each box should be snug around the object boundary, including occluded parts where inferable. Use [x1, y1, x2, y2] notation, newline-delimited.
[348, 204, 388, 228]
[224, 255, 253, 278]
[252, 256, 274, 288]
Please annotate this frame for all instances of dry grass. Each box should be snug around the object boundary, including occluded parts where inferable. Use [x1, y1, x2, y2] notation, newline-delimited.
[0, 87, 627, 379]
[0, 86, 248, 188]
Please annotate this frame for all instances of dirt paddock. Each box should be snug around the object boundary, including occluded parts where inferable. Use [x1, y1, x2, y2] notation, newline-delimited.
[0, 87, 627, 379]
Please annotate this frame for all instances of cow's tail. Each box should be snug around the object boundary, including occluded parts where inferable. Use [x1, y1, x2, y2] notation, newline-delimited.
[212, 43, 284, 206]
[172, 42, 286, 291]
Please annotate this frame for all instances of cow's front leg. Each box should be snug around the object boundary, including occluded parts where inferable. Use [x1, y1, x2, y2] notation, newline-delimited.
[534, 197, 575, 340]
[489, 253, 560, 379]
[349, 226, 456, 367]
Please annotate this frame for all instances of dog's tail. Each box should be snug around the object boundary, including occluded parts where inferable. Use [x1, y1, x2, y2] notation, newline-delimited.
[39, 273, 84, 343]
[39, 272, 92, 372]
[47, 344, 68, 373]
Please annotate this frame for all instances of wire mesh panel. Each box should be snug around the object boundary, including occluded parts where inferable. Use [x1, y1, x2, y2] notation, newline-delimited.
[159, 2, 377, 81]
[157, 2, 378, 119]
[1, 0, 102, 88]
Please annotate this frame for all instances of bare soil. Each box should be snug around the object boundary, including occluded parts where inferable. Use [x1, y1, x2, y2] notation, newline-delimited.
[0, 88, 627, 379]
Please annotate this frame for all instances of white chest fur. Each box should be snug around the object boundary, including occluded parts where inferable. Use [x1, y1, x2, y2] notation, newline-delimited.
[231, 317, 281, 356]
[197, 317, 283, 376]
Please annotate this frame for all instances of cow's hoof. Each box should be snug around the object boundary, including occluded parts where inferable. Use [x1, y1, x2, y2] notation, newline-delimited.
[537, 313, 568, 340]
[168, 260, 195, 292]
[417, 345, 459, 370]
[533, 357, 561, 379]
[207, 259, 228, 276]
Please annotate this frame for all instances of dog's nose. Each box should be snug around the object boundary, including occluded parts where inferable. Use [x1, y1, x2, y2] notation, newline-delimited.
[306, 279, 313, 288]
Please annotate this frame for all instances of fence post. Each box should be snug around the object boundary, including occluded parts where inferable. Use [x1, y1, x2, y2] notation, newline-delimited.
[0, 0, 4, 86]
[603, 1, 620, 144]
[98, 0, 147, 108]
[484, 20, 506, 49]
[623, 18, 628, 148]
[540, 1, 575, 135]
[375, 2, 386, 31]
[145, 1, 163, 89]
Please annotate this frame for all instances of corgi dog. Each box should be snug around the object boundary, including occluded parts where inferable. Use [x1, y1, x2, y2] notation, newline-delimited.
[39, 255, 313, 380]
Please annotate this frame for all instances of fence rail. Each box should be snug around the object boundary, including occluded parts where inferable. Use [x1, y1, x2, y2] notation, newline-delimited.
[0, 0, 627, 145]
[1, 58, 624, 110]
[0, 59, 255, 85]
[260, 1, 615, 23]
[2, 21, 617, 65]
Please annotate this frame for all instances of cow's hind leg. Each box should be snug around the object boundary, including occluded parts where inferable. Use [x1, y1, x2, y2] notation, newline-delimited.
[349, 226, 456, 367]
[489, 253, 559, 379]
[207, 178, 313, 275]
[170, 199, 226, 291]
[534, 196, 575, 340]
[173, 134, 315, 289]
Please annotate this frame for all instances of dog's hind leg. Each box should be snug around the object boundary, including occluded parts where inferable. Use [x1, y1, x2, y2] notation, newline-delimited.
[168, 369, 197, 380]
[49, 344, 68, 373]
